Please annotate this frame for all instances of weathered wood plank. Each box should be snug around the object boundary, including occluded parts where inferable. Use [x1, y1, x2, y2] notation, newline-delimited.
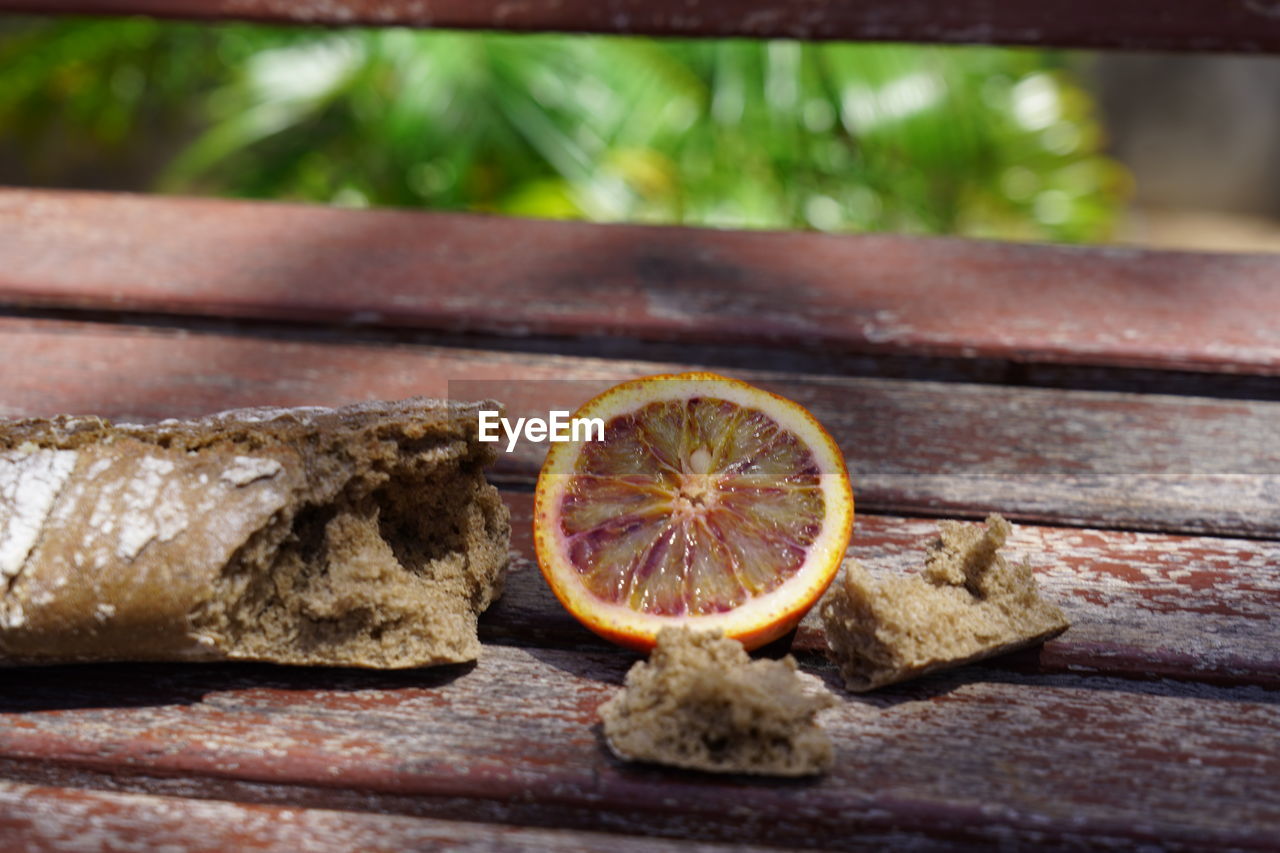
[5, 189, 1280, 378]
[0, 782, 806, 853]
[1, 0, 1279, 53]
[1, 645, 1277, 850]
[492, 493, 1280, 688]
[2, 317, 1278, 537]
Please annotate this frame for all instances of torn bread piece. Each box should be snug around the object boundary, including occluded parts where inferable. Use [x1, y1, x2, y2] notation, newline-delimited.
[600, 627, 835, 776]
[0, 398, 510, 668]
[821, 514, 1069, 692]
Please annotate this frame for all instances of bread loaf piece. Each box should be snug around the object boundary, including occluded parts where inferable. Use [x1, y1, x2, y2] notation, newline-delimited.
[821, 514, 1069, 691]
[600, 627, 835, 776]
[0, 398, 510, 668]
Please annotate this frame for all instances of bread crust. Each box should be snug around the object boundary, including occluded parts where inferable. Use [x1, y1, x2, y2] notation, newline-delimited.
[0, 398, 510, 668]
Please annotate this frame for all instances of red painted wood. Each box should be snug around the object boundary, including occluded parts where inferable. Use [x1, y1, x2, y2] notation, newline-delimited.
[2, 317, 1278, 537]
[1, 0, 1280, 52]
[493, 493, 1280, 688]
[1, 645, 1277, 849]
[5, 190, 1280, 377]
[0, 782, 787, 853]
[1, 494, 1276, 843]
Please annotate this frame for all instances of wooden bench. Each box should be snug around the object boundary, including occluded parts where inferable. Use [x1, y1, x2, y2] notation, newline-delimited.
[2, 5, 1280, 850]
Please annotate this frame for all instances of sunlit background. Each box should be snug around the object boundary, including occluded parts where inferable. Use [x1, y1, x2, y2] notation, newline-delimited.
[2, 16, 1277, 251]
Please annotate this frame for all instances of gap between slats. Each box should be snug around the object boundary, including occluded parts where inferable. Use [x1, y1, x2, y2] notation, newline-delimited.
[8, 305, 1280, 404]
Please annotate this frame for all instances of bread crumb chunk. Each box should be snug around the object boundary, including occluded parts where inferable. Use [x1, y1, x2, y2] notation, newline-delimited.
[821, 514, 1069, 692]
[600, 627, 835, 777]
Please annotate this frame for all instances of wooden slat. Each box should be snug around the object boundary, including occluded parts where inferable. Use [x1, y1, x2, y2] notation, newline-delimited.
[3, 316, 1279, 537]
[2, 645, 1278, 850]
[2, 0, 1280, 53]
[5, 189, 1280, 379]
[0, 782, 792, 853]
[492, 493, 1280, 688]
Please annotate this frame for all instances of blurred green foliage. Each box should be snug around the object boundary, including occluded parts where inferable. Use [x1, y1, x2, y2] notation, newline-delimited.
[0, 17, 1127, 241]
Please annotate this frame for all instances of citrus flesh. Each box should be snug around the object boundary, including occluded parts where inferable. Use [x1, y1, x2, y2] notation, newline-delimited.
[534, 372, 854, 651]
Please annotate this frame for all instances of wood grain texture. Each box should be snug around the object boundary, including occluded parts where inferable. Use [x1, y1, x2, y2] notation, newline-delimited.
[1, 645, 1278, 850]
[6, 189, 1280, 378]
[2, 317, 1278, 537]
[3, 0, 1280, 52]
[0, 782, 800, 853]
[493, 494, 1280, 688]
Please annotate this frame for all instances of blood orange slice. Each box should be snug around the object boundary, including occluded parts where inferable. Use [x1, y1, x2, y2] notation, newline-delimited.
[533, 372, 854, 651]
